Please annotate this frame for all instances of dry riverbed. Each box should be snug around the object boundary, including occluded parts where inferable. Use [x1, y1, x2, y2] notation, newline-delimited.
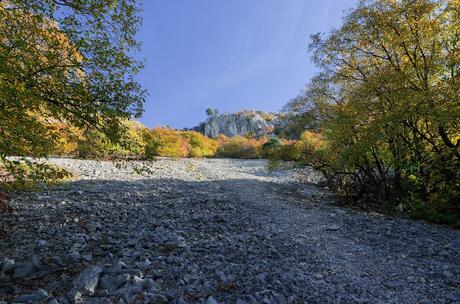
[1, 158, 459, 303]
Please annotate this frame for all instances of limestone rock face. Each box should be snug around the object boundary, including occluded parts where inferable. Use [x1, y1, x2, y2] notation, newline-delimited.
[203, 111, 284, 138]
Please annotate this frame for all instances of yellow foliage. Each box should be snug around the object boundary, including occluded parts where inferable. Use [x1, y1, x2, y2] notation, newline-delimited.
[143, 128, 190, 158]
[217, 136, 266, 159]
[48, 122, 82, 156]
[182, 131, 219, 157]
[15, 117, 317, 161]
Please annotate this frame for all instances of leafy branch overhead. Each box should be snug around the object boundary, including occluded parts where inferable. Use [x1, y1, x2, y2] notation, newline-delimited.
[0, 0, 146, 182]
[0, 0, 146, 155]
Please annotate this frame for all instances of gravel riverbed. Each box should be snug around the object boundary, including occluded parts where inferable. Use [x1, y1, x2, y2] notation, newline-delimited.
[1, 158, 459, 303]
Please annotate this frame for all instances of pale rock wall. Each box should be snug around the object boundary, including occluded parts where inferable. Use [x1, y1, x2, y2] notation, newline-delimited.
[203, 111, 284, 138]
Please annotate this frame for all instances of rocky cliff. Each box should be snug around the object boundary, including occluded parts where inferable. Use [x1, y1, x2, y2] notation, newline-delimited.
[202, 111, 285, 138]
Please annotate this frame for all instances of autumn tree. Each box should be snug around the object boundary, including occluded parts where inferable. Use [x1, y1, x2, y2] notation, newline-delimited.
[290, 0, 459, 223]
[0, 0, 145, 182]
[280, 94, 320, 139]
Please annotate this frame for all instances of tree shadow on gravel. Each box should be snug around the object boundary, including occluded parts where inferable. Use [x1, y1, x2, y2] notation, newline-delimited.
[1, 177, 459, 303]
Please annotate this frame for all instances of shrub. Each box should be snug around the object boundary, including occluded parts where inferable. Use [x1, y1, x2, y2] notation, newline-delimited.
[217, 136, 265, 159]
[143, 128, 190, 158]
[76, 129, 113, 159]
[265, 131, 326, 163]
[262, 137, 282, 157]
[270, 142, 303, 161]
[183, 131, 219, 158]
[77, 121, 147, 159]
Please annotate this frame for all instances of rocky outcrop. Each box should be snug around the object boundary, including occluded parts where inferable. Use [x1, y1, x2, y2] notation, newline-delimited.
[203, 111, 284, 138]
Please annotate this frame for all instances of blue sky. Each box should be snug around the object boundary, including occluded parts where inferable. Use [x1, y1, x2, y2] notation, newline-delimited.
[136, 0, 358, 129]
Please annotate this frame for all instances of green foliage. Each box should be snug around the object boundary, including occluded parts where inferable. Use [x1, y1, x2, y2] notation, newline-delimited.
[269, 143, 301, 161]
[281, 0, 460, 224]
[206, 108, 219, 117]
[1, 0, 145, 183]
[0, 157, 72, 190]
[262, 137, 282, 151]
[280, 95, 319, 139]
[77, 129, 113, 159]
[120, 120, 148, 157]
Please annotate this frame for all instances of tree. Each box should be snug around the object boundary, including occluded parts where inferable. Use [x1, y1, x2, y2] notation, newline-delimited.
[291, 0, 459, 223]
[280, 93, 320, 139]
[206, 108, 219, 117]
[0, 0, 145, 182]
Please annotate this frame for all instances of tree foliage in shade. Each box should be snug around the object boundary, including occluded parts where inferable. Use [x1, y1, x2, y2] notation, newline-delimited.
[206, 108, 219, 117]
[281, 94, 320, 139]
[0, 0, 145, 183]
[285, 0, 459, 223]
